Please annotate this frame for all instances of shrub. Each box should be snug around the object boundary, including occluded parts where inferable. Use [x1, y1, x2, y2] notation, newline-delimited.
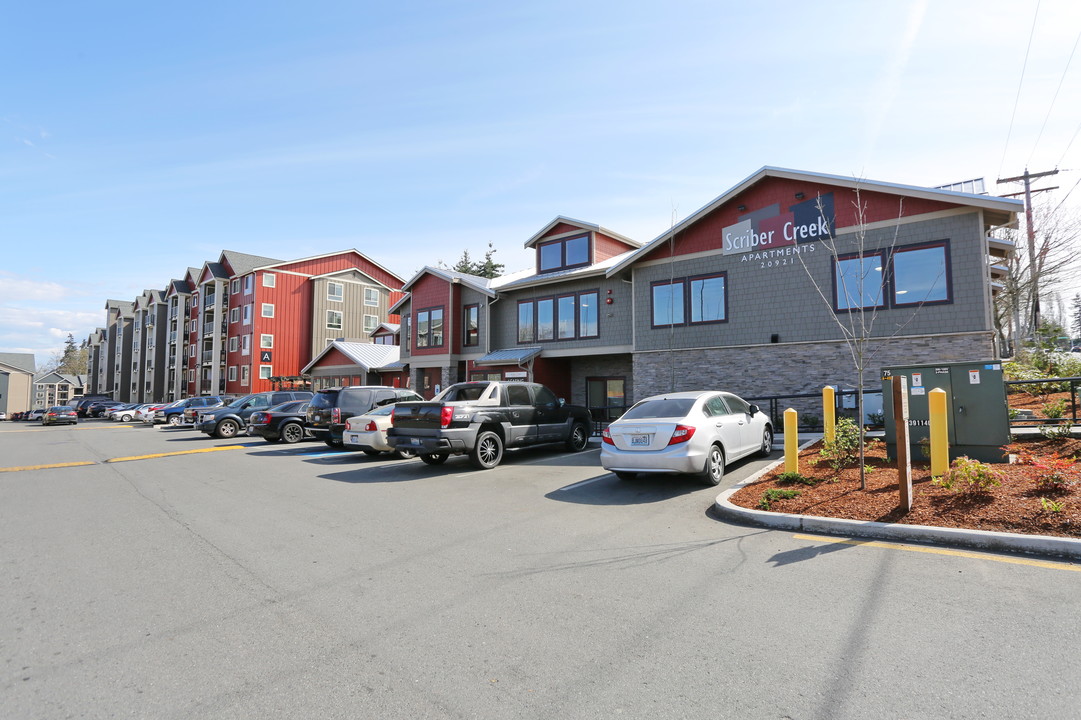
[800, 413, 821, 430]
[1039, 421, 1074, 441]
[1032, 454, 1077, 491]
[820, 416, 861, 470]
[758, 488, 801, 510]
[934, 456, 1004, 493]
[1039, 497, 1065, 513]
[777, 471, 818, 486]
[866, 411, 885, 427]
[1042, 398, 1068, 419]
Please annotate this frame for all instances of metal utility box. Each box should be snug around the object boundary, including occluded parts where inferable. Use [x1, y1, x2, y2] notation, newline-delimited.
[881, 360, 1009, 464]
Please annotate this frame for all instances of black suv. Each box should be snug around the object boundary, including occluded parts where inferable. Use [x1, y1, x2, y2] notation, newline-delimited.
[194, 390, 313, 438]
[307, 386, 423, 447]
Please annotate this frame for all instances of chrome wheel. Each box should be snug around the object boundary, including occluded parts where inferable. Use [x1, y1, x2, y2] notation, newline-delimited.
[280, 422, 304, 444]
[168, 415, 181, 426]
[758, 427, 773, 457]
[701, 444, 724, 486]
[565, 423, 589, 452]
[216, 419, 239, 439]
[470, 431, 504, 469]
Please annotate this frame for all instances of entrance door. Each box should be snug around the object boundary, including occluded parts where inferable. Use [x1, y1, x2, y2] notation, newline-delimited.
[587, 378, 626, 421]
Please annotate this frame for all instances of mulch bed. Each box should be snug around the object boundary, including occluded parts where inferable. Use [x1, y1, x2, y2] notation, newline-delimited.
[728, 437, 1081, 539]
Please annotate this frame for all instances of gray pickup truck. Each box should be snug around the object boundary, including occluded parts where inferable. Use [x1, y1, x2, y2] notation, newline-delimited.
[386, 381, 593, 469]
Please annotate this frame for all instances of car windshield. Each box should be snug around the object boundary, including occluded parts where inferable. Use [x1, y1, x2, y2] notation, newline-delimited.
[226, 395, 256, 409]
[309, 391, 339, 410]
[621, 397, 697, 420]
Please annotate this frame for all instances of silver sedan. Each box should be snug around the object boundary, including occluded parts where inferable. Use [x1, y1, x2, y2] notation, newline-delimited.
[600, 391, 773, 485]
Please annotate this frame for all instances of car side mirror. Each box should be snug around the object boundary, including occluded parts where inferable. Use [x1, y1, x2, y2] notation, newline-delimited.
[748, 404, 760, 415]
[558, 398, 566, 407]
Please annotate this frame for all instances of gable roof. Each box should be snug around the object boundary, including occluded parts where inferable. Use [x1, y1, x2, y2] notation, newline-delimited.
[390, 266, 497, 313]
[606, 166, 1026, 277]
[308, 267, 395, 290]
[300, 341, 401, 375]
[254, 249, 406, 286]
[220, 249, 283, 277]
[492, 248, 639, 291]
[105, 299, 135, 316]
[524, 216, 642, 249]
[0, 352, 36, 374]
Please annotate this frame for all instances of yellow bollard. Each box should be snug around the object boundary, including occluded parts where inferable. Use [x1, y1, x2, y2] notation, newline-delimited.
[929, 388, 949, 477]
[823, 386, 836, 443]
[784, 408, 798, 473]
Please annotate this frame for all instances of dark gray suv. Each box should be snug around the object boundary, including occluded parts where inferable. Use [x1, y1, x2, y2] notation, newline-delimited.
[307, 386, 423, 447]
[194, 390, 313, 438]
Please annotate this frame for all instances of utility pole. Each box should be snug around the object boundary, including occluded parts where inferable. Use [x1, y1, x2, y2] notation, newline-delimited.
[997, 168, 1059, 345]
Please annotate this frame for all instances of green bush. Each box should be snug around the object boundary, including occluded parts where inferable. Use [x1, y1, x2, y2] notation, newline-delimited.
[1039, 497, 1065, 513]
[758, 488, 801, 510]
[1042, 398, 1068, 419]
[777, 471, 819, 486]
[933, 456, 1004, 493]
[1040, 422, 1074, 441]
[820, 416, 861, 470]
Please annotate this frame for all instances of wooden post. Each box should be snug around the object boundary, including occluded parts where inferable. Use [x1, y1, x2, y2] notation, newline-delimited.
[784, 408, 798, 473]
[929, 388, 949, 478]
[823, 386, 836, 443]
[892, 375, 913, 512]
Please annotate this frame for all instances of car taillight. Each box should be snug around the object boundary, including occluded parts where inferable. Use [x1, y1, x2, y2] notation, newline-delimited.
[601, 428, 614, 445]
[440, 406, 454, 429]
[331, 408, 341, 424]
[364, 420, 377, 431]
[667, 425, 696, 445]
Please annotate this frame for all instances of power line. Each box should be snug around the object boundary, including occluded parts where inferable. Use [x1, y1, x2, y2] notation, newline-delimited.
[1056, 118, 1081, 168]
[998, 0, 1042, 180]
[1027, 25, 1081, 167]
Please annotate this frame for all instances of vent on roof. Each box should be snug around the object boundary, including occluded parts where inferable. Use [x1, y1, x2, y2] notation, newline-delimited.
[934, 178, 986, 195]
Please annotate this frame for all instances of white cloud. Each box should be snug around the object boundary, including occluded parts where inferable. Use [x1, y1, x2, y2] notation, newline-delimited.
[0, 271, 70, 302]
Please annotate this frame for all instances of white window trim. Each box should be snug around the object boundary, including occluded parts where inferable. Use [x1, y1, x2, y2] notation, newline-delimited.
[240, 365, 250, 386]
[327, 309, 343, 330]
[327, 282, 344, 303]
[227, 366, 237, 382]
[263, 273, 276, 287]
[228, 337, 238, 352]
[243, 275, 253, 294]
[261, 303, 275, 318]
[364, 287, 379, 307]
[364, 314, 378, 333]
[231, 279, 240, 294]
[260, 334, 274, 349]
[243, 304, 252, 324]
[230, 307, 239, 323]
[259, 365, 273, 380]
[242, 334, 251, 355]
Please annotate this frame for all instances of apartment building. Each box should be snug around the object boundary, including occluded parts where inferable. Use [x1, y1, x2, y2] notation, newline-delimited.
[29, 371, 85, 410]
[0, 352, 36, 416]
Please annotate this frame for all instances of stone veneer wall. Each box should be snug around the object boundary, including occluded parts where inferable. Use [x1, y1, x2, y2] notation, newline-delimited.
[568, 354, 634, 408]
[633, 332, 995, 419]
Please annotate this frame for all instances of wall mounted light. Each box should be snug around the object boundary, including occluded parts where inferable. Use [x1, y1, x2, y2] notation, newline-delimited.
[737, 204, 747, 212]
[794, 192, 805, 200]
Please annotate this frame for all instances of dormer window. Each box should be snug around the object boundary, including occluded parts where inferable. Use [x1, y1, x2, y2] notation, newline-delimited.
[538, 234, 590, 273]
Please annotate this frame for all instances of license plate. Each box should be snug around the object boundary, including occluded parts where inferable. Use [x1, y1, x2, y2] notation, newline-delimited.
[410, 438, 421, 446]
[345, 433, 359, 444]
[630, 434, 649, 446]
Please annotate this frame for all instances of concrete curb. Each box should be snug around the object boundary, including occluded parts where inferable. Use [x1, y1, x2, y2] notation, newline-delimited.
[715, 440, 1081, 561]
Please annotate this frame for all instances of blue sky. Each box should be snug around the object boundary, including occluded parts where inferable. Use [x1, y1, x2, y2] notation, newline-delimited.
[3, 0, 1081, 369]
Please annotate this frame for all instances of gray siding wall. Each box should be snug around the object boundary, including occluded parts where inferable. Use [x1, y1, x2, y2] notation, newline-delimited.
[489, 275, 634, 351]
[568, 354, 634, 409]
[310, 273, 394, 355]
[632, 212, 989, 351]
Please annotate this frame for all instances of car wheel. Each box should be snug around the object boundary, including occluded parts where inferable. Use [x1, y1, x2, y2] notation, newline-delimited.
[565, 422, 589, 452]
[280, 422, 304, 444]
[701, 444, 725, 486]
[216, 419, 239, 439]
[363, 450, 383, 457]
[168, 415, 181, 426]
[420, 453, 448, 466]
[325, 438, 343, 448]
[394, 448, 417, 460]
[470, 430, 504, 469]
[758, 427, 773, 458]
[615, 471, 638, 481]
[120, 414, 133, 422]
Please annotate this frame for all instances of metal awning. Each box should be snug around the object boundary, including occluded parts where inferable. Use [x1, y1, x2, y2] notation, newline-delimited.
[379, 360, 409, 372]
[475, 347, 543, 366]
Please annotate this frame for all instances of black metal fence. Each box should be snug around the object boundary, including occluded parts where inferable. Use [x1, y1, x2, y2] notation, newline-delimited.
[1005, 377, 1081, 426]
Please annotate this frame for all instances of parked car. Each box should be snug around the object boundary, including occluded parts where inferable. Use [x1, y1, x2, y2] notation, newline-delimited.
[105, 403, 144, 421]
[386, 381, 592, 469]
[26, 408, 47, 422]
[184, 396, 237, 424]
[0, 411, 6, 421]
[600, 390, 773, 486]
[156, 396, 232, 426]
[308, 386, 424, 448]
[88, 400, 125, 418]
[246, 400, 313, 444]
[138, 402, 173, 424]
[74, 395, 113, 418]
[195, 391, 313, 439]
[41, 406, 78, 426]
[343, 403, 417, 458]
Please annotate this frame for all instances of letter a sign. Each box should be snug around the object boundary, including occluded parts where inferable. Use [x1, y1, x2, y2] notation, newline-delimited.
[260, 350, 273, 362]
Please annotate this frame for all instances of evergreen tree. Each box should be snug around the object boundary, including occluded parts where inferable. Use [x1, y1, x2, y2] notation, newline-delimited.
[443, 242, 505, 279]
[1072, 293, 1081, 341]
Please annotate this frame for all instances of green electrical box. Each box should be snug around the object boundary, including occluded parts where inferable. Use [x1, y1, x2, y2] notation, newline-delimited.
[881, 360, 1010, 464]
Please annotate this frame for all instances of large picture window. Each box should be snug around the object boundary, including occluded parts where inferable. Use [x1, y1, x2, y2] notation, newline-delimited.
[518, 290, 600, 342]
[689, 275, 726, 323]
[518, 302, 534, 343]
[892, 242, 951, 307]
[414, 307, 444, 348]
[537, 299, 554, 341]
[537, 234, 591, 273]
[651, 275, 727, 327]
[833, 252, 885, 311]
[831, 241, 951, 312]
[651, 281, 685, 327]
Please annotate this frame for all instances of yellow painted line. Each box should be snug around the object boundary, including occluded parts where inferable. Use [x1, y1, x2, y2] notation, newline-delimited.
[793, 534, 1081, 572]
[0, 461, 97, 473]
[105, 446, 245, 463]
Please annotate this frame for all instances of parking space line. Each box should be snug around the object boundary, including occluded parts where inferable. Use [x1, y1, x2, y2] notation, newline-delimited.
[792, 534, 1081, 572]
[0, 461, 97, 473]
[105, 446, 246, 463]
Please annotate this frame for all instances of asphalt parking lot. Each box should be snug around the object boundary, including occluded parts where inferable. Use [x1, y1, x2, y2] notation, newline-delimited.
[2, 419, 1080, 719]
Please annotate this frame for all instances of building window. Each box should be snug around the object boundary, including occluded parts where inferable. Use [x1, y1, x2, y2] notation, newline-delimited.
[327, 310, 343, 330]
[404, 316, 410, 352]
[243, 304, 252, 324]
[537, 234, 591, 273]
[364, 287, 379, 307]
[244, 275, 253, 294]
[231, 279, 240, 294]
[518, 290, 600, 342]
[263, 273, 276, 288]
[189, 345, 196, 358]
[190, 319, 197, 333]
[833, 251, 886, 311]
[188, 370, 195, 382]
[230, 307, 239, 324]
[579, 292, 599, 338]
[364, 314, 378, 333]
[259, 365, 272, 380]
[261, 303, 274, 318]
[328, 282, 344, 302]
[891, 242, 951, 307]
[242, 334, 251, 355]
[517, 302, 534, 343]
[557, 295, 576, 340]
[464, 304, 479, 346]
[651, 280, 685, 327]
[537, 299, 554, 341]
[241, 365, 250, 386]
[260, 334, 274, 349]
[228, 336, 238, 353]
[228, 366, 237, 381]
[587, 377, 626, 421]
[688, 274, 727, 323]
[414, 307, 444, 348]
